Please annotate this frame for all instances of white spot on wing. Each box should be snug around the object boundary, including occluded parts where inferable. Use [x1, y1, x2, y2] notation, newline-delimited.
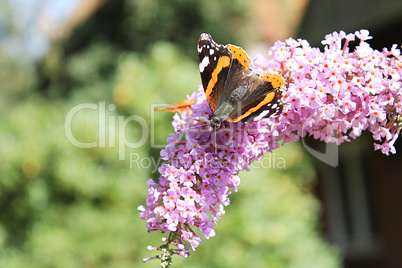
[209, 48, 214, 55]
[253, 110, 270, 121]
[199, 56, 210, 72]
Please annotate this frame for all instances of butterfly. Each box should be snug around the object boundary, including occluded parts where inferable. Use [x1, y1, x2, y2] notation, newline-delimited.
[197, 33, 284, 130]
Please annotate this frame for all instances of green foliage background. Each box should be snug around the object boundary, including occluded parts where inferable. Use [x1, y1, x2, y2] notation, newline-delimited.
[0, 0, 340, 267]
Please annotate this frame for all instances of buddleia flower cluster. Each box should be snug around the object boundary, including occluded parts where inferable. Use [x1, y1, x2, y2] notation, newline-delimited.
[139, 30, 401, 265]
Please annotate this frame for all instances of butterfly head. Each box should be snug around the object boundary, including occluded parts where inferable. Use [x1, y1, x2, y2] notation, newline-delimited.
[209, 116, 222, 131]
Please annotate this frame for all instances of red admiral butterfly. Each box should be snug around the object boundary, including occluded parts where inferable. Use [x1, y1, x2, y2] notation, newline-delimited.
[198, 33, 284, 130]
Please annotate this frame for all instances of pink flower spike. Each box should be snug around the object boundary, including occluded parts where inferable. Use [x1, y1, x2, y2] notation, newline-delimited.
[140, 29, 402, 264]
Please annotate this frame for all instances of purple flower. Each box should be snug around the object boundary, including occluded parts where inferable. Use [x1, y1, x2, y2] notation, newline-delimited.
[141, 30, 402, 263]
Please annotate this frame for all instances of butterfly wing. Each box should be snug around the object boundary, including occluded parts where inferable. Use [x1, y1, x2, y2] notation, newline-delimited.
[214, 44, 253, 107]
[197, 33, 232, 112]
[154, 99, 194, 113]
[226, 73, 284, 122]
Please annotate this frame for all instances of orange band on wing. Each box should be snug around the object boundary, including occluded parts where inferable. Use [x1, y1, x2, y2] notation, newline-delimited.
[231, 91, 276, 122]
[228, 45, 250, 69]
[262, 74, 284, 89]
[205, 55, 231, 100]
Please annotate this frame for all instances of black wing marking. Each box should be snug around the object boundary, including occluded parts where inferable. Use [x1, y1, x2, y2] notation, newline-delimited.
[197, 33, 232, 112]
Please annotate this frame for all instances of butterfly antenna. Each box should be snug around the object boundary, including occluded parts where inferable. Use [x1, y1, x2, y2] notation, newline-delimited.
[176, 118, 209, 133]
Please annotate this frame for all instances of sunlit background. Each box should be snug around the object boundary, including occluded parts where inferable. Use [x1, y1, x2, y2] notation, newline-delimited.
[1, 0, 402, 267]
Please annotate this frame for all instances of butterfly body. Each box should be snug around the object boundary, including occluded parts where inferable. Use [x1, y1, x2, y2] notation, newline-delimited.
[197, 33, 284, 130]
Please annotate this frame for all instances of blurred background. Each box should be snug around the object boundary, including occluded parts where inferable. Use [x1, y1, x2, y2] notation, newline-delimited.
[0, 0, 401, 267]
